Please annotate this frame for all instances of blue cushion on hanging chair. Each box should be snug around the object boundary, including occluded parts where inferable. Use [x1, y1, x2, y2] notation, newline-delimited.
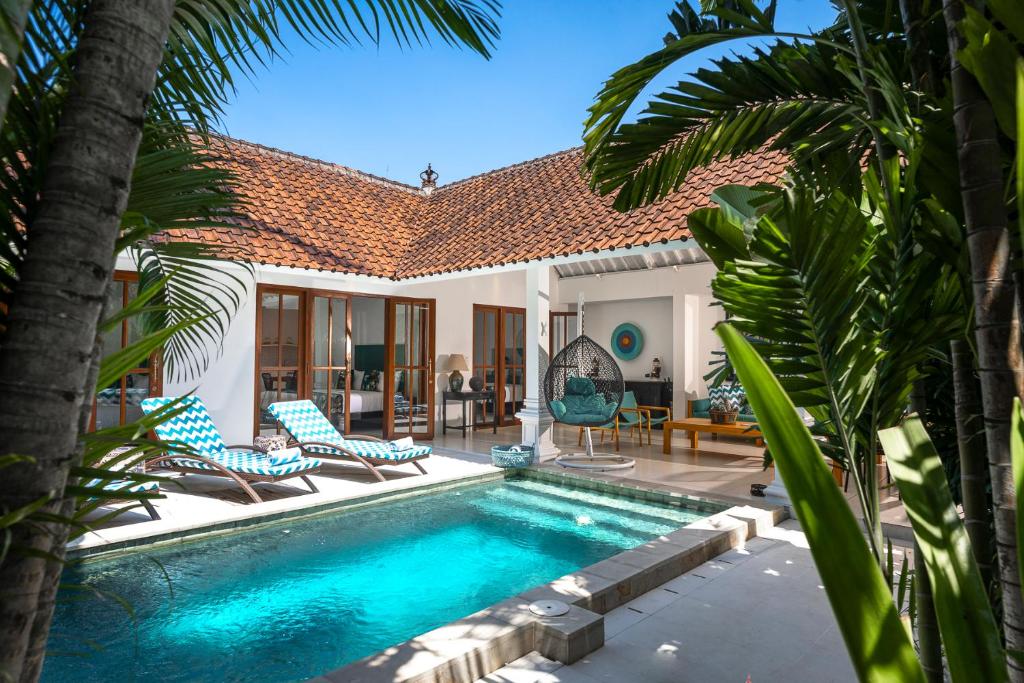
[552, 376, 617, 425]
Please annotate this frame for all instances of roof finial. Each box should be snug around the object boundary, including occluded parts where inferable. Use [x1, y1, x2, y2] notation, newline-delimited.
[420, 163, 438, 195]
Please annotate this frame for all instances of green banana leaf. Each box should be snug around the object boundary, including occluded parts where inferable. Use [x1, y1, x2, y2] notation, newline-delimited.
[717, 322, 924, 682]
[879, 417, 1008, 683]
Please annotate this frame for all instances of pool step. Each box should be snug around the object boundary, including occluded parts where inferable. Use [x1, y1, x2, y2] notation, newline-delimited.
[479, 483, 696, 535]
[467, 497, 651, 549]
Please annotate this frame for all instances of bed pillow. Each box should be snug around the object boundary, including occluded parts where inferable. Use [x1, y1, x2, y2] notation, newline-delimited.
[361, 369, 380, 391]
[353, 370, 365, 389]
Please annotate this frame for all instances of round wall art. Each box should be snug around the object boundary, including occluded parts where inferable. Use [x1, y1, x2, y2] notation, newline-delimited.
[611, 322, 644, 360]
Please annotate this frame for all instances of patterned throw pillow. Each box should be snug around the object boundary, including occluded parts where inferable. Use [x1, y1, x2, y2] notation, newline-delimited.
[708, 385, 745, 412]
[361, 369, 381, 391]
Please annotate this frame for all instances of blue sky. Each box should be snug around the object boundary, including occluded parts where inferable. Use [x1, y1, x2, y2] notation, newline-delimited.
[221, 1, 839, 185]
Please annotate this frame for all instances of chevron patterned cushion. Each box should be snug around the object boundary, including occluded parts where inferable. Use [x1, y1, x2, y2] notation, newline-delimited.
[269, 399, 431, 462]
[708, 385, 746, 412]
[142, 396, 322, 475]
[141, 396, 228, 454]
[267, 399, 340, 444]
[86, 479, 161, 495]
[168, 449, 322, 476]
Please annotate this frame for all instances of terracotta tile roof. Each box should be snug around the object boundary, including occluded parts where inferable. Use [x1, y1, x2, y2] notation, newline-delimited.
[192, 135, 788, 279]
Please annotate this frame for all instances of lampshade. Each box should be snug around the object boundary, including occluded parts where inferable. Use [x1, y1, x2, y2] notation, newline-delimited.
[446, 353, 469, 372]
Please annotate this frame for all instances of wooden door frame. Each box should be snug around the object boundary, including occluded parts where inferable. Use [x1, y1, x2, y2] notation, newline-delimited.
[384, 297, 436, 440]
[472, 304, 526, 427]
[253, 284, 308, 435]
[305, 291, 353, 436]
[89, 270, 163, 432]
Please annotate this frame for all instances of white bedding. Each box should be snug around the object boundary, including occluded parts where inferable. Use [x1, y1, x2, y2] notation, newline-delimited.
[349, 389, 384, 414]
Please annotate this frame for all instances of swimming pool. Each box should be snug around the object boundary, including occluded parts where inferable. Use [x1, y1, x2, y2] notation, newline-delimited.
[43, 476, 709, 682]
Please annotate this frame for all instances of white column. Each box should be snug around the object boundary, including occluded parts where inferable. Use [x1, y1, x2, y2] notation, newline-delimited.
[517, 265, 556, 459]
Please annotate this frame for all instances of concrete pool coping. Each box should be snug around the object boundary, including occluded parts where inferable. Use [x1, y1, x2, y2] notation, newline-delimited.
[309, 469, 786, 683]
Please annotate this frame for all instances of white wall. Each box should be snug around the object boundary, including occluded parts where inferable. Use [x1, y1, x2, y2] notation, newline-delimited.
[582, 298, 672, 381]
[148, 252, 719, 442]
[556, 261, 723, 414]
[393, 269, 526, 426]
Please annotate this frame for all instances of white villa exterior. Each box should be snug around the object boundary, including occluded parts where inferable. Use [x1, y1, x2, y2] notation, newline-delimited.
[103, 135, 787, 456]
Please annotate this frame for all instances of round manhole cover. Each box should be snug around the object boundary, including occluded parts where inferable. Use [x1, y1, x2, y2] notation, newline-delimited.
[529, 600, 570, 617]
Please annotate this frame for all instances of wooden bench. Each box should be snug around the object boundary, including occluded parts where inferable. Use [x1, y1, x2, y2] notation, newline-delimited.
[662, 417, 763, 455]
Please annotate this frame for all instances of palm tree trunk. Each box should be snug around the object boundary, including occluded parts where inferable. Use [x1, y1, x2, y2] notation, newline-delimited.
[911, 383, 943, 681]
[0, 1, 174, 680]
[952, 339, 994, 588]
[944, 0, 1024, 677]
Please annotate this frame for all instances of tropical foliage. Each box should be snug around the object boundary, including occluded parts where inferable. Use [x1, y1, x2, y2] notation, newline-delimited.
[586, 0, 1022, 679]
[0, 1, 500, 681]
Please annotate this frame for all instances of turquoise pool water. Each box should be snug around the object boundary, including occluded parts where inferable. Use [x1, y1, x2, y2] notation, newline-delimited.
[43, 477, 708, 683]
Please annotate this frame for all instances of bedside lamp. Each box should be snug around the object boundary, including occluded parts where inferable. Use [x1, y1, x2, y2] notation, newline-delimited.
[446, 353, 469, 392]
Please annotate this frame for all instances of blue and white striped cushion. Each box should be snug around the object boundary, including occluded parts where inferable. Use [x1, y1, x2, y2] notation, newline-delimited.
[86, 479, 161, 495]
[268, 400, 340, 444]
[169, 450, 322, 476]
[338, 441, 432, 461]
[142, 396, 321, 475]
[141, 396, 228, 454]
[269, 400, 431, 462]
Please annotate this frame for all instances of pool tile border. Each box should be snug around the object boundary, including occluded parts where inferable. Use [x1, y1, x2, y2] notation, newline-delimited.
[317, 467, 786, 683]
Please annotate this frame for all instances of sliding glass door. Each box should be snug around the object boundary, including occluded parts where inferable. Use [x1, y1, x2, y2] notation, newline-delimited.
[386, 298, 435, 439]
[310, 295, 350, 434]
[472, 305, 525, 426]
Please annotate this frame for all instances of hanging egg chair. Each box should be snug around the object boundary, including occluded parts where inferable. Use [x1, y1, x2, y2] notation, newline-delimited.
[544, 334, 635, 470]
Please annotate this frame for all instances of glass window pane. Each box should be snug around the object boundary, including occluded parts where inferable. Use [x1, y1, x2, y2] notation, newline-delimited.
[261, 293, 281, 366]
[504, 312, 514, 364]
[101, 282, 124, 362]
[313, 296, 329, 367]
[485, 312, 496, 365]
[410, 369, 428, 433]
[394, 304, 407, 365]
[331, 299, 347, 368]
[473, 310, 484, 364]
[125, 373, 149, 424]
[410, 304, 426, 366]
[514, 313, 524, 364]
[280, 295, 300, 367]
[330, 369, 346, 431]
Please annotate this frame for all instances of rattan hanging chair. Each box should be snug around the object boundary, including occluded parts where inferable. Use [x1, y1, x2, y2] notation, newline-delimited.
[544, 335, 633, 470]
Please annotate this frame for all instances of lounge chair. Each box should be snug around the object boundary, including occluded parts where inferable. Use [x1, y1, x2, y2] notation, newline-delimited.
[140, 396, 322, 504]
[85, 478, 162, 520]
[268, 400, 430, 482]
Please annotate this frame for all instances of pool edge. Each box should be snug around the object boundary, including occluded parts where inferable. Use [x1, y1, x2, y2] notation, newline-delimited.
[68, 469, 506, 561]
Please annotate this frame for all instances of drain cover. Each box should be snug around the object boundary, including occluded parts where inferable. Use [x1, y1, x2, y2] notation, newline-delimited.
[529, 600, 570, 617]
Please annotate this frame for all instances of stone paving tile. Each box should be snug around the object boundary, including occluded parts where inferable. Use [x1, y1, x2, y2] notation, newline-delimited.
[484, 522, 855, 683]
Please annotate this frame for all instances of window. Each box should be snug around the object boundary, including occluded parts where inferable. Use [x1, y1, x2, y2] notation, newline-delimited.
[92, 272, 161, 430]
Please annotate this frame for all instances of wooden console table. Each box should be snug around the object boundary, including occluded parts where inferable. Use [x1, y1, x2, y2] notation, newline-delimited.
[662, 417, 763, 454]
[442, 390, 497, 437]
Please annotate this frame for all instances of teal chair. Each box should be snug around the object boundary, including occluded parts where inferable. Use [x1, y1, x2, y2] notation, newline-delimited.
[586, 391, 648, 451]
